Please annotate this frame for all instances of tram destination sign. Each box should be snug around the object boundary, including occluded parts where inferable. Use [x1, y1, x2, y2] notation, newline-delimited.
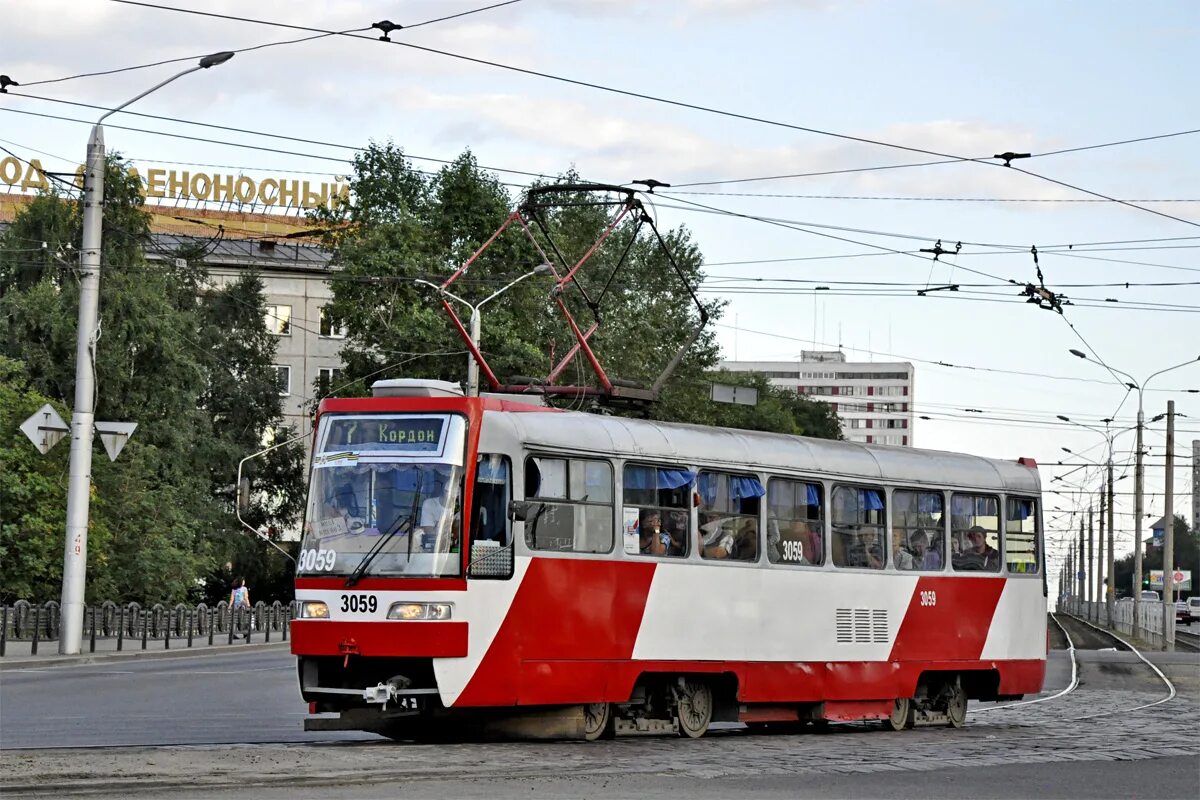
[322, 416, 445, 454]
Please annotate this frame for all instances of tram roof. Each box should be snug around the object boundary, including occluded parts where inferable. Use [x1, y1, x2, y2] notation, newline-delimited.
[494, 409, 1040, 494]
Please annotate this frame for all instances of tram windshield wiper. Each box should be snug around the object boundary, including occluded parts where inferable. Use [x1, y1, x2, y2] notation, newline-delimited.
[343, 512, 415, 587]
[344, 471, 424, 587]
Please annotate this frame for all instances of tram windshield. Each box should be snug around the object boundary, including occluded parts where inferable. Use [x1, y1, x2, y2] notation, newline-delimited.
[297, 414, 466, 578]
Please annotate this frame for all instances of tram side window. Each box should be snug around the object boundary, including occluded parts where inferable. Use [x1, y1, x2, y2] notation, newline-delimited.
[623, 465, 693, 557]
[831, 486, 886, 569]
[697, 471, 764, 562]
[766, 478, 824, 565]
[524, 456, 614, 554]
[1005, 497, 1040, 574]
[892, 490, 945, 571]
[951, 493, 1001, 572]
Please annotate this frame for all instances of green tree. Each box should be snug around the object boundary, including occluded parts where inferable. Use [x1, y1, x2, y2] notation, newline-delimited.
[0, 156, 303, 603]
[1112, 516, 1198, 599]
[316, 144, 839, 441]
[0, 357, 76, 603]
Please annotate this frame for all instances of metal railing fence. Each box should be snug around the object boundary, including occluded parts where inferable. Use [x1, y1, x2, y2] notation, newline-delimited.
[0, 599, 295, 656]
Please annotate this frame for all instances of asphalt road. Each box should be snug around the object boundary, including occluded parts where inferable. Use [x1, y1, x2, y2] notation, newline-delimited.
[2, 623, 1197, 799]
[0, 647, 375, 749]
[97, 756, 1199, 800]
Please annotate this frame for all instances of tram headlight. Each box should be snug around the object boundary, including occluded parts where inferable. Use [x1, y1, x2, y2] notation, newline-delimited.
[427, 603, 453, 620]
[386, 602, 453, 621]
[299, 601, 330, 619]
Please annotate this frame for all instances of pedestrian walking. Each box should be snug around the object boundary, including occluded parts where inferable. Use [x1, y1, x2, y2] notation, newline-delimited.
[230, 577, 251, 639]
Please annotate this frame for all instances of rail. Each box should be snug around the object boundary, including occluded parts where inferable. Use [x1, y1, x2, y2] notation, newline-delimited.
[0, 599, 295, 657]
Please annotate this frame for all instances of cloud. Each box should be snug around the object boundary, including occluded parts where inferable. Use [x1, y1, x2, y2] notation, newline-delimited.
[391, 87, 1078, 200]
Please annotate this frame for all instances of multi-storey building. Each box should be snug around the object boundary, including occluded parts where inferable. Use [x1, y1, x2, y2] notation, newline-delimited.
[148, 234, 341, 442]
[1192, 440, 1199, 534]
[721, 351, 915, 446]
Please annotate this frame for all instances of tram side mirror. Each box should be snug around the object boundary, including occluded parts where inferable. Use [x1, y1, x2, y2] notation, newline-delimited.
[508, 500, 534, 521]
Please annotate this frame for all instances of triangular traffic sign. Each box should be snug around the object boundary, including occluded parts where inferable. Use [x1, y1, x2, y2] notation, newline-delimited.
[94, 421, 137, 462]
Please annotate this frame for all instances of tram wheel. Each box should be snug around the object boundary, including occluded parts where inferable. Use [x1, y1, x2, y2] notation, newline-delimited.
[885, 697, 913, 731]
[583, 702, 614, 741]
[944, 679, 967, 728]
[675, 678, 713, 738]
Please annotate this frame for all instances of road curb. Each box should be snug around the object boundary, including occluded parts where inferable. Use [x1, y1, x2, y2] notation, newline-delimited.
[0, 640, 290, 670]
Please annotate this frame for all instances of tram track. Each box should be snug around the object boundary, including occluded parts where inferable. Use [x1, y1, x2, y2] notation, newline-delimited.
[1175, 629, 1200, 652]
[971, 613, 1177, 726]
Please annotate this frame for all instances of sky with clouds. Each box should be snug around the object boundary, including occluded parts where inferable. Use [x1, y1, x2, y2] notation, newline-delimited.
[3, 0, 1198, 581]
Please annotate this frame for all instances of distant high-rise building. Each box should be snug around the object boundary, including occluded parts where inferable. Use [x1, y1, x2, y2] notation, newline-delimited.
[721, 351, 915, 446]
[1192, 439, 1199, 534]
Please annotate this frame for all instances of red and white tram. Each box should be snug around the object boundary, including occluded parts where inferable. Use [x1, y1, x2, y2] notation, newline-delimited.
[293, 379, 1046, 739]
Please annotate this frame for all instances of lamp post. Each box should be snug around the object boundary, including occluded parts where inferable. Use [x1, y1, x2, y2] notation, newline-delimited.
[418, 264, 552, 396]
[58, 52, 235, 656]
[1067, 350, 1199, 639]
[1058, 416, 1118, 625]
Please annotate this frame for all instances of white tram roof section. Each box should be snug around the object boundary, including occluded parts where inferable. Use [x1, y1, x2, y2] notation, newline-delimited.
[493, 410, 1039, 494]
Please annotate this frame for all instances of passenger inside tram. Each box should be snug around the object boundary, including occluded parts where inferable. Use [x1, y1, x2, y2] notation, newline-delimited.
[734, 517, 758, 561]
[911, 529, 942, 570]
[699, 512, 738, 559]
[953, 525, 1001, 571]
[840, 527, 885, 569]
[638, 510, 670, 555]
[665, 510, 689, 556]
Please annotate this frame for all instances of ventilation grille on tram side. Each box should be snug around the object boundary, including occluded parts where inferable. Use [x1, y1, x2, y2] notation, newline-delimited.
[835, 608, 889, 644]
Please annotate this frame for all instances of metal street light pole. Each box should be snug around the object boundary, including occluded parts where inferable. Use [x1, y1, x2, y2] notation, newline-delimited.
[419, 264, 552, 396]
[58, 52, 234, 656]
[1163, 400, 1176, 649]
[1057, 415, 1119, 625]
[1067, 350, 1198, 640]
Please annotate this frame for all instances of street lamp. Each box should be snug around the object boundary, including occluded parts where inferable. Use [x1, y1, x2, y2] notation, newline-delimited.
[1058, 414, 1125, 625]
[59, 52, 235, 656]
[1067, 349, 1199, 639]
[417, 263, 553, 396]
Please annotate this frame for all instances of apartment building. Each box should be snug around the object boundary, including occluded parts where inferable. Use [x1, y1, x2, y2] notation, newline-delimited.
[721, 351, 916, 446]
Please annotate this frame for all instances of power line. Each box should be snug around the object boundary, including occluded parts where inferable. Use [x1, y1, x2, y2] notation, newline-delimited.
[36, 1, 1200, 236]
[402, 0, 525, 30]
[674, 129, 1200, 189]
[1006, 164, 1200, 230]
[4, 92, 561, 182]
[1034, 128, 1200, 158]
[668, 190, 1200, 203]
[19, 0, 525, 87]
[649, 192, 1022, 285]
[670, 159, 968, 189]
[109, 0, 997, 165]
[18, 27, 372, 88]
[716, 323, 1200, 392]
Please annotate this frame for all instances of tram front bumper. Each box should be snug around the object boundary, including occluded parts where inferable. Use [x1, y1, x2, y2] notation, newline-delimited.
[290, 620, 468, 658]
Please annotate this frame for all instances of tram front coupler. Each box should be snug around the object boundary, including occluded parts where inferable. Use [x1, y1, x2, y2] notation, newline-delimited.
[363, 674, 423, 712]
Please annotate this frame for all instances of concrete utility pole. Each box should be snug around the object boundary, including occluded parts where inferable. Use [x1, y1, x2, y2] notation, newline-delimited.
[1097, 485, 1106, 624]
[58, 52, 234, 655]
[59, 125, 105, 656]
[1064, 542, 1072, 607]
[1106, 458, 1115, 623]
[1080, 520, 1089, 606]
[1087, 506, 1095, 621]
[1163, 400, 1176, 650]
[1068, 350, 1198, 638]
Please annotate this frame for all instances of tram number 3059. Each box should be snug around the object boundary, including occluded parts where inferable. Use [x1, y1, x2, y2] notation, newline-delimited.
[920, 590, 938, 607]
[340, 594, 378, 613]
